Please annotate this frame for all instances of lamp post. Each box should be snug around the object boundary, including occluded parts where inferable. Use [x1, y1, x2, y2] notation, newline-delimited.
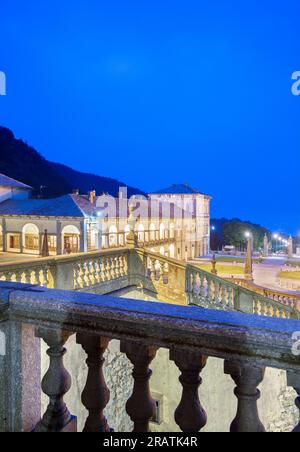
[210, 225, 217, 252]
[245, 231, 253, 281]
[273, 234, 279, 253]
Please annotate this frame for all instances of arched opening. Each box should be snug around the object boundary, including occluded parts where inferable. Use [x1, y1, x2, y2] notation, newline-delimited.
[160, 246, 165, 256]
[149, 223, 156, 241]
[137, 224, 145, 242]
[109, 225, 118, 248]
[23, 223, 40, 254]
[159, 223, 165, 240]
[169, 244, 175, 258]
[62, 225, 80, 254]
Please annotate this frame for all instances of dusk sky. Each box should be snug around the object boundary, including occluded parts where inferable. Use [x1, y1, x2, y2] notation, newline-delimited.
[1, 0, 300, 233]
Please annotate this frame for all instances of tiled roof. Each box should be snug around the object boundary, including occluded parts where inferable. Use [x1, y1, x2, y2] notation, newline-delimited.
[0, 173, 32, 189]
[0, 195, 92, 218]
[149, 183, 208, 196]
[0, 194, 192, 220]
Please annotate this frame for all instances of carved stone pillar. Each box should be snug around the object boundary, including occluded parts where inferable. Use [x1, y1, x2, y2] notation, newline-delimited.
[224, 360, 265, 432]
[120, 341, 157, 432]
[287, 370, 300, 432]
[34, 328, 76, 432]
[56, 221, 62, 255]
[80, 220, 87, 253]
[170, 350, 207, 432]
[76, 334, 111, 432]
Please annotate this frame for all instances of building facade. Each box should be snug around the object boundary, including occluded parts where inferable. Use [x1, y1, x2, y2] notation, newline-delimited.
[0, 175, 211, 259]
[149, 183, 211, 257]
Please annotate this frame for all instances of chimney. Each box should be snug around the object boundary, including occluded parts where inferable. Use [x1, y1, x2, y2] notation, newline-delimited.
[89, 190, 96, 204]
[72, 189, 80, 195]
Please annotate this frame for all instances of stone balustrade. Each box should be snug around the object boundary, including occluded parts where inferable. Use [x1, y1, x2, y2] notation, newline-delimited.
[101, 229, 175, 250]
[232, 278, 300, 315]
[0, 248, 299, 319]
[1, 282, 300, 432]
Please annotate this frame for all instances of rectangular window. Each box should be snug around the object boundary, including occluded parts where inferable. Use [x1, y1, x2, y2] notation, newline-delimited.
[9, 234, 20, 249]
[25, 234, 39, 251]
[48, 235, 57, 252]
[64, 234, 79, 253]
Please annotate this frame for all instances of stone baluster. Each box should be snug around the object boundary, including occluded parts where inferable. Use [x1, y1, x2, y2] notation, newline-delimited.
[114, 257, 120, 278]
[188, 272, 195, 303]
[170, 350, 207, 432]
[15, 270, 23, 283]
[94, 260, 100, 284]
[149, 258, 155, 280]
[228, 286, 234, 307]
[110, 257, 116, 279]
[224, 361, 265, 432]
[34, 329, 76, 432]
[287, 370, 300, 432]
[214, 281, 219, 303]
[23, 269, 32, 284]
[192, 272, 198, 296]
[31, 269, 39, 285]
[83, 262, 89, 287]
[39, 266, 49, 287]
[123, 254, 128, 275]
[6, 271, 13, 282]
[73, 265, 78, 289]
[221, 284, 227, 306]
[199, 274, 205, 297]
[88, 261, 95, 286]
[162, 262, 169, 284]
[253, 298, 260, 315]
[77, 335, 111, 432]
[105, 257, 111, 281]
[99, 257, 106, 282]
[119, 255, 124, 277]
[121, 341, 157, 432]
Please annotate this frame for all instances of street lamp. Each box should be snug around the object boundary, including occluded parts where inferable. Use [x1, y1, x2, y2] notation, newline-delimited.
[273, 233, 279, 252]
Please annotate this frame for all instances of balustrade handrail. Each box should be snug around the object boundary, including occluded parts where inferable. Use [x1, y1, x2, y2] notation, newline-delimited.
[0, 247, 129, 271]
[1, 282, 300, 372]
[232, 278, 300, 303]
[0, 247, 299, 319]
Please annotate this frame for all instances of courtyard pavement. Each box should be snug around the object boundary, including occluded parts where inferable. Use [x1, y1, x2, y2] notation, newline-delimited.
[254, 257, 300, 294]
[0, 252, 41, 263]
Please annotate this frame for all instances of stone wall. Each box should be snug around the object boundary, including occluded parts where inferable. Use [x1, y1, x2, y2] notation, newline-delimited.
[41, 340, 298, 433]
[39, 284, 299, 433]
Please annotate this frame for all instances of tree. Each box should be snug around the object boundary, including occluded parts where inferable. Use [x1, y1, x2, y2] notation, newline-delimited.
[221, 219, 270, 251]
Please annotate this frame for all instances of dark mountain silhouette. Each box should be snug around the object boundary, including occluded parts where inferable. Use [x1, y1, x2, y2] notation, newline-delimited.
[0, 126, 145, 198]
[50, 161, 144, 198]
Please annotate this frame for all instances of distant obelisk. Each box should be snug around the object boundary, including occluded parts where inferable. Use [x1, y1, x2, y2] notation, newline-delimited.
[288, 236, 293, 259]
[245, 236, 254, 281]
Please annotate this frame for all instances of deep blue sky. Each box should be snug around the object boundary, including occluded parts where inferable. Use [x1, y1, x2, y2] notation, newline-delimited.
[1, 0, 300, 233]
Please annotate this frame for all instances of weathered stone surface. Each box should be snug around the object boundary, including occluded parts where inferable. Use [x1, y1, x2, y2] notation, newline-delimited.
[2, 280, 300, 432]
